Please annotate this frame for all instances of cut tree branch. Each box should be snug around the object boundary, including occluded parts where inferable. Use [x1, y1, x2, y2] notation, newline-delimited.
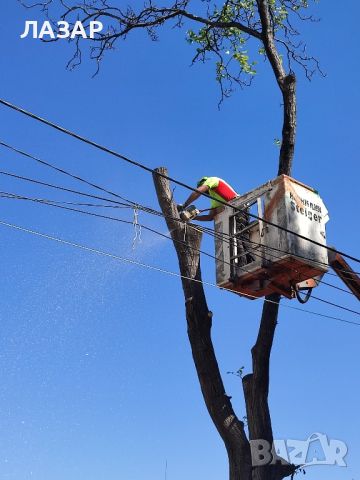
[153, 167, 252, 480]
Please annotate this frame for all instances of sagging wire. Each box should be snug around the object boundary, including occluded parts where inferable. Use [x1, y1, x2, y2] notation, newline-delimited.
[2, 186, 359, 303]
[2, 184, 359, 307]
[0, 192, 131, 209]
[1, 138, 358, 276]
[200, 223, 360, 280]
[1, 218, 359, 327]
[2, 189, 360, 315]
[0, 97, 358, 265]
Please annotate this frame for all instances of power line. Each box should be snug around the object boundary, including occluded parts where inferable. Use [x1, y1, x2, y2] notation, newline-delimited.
[0, 141, 189, 228]
[0, 190, 239, 271]
[201, 223, 360, 277]
[0, 189, 339, 280]
[2, 138, 359, 278]
[0, 190, 323, 284]
[3, 182, 358, 300]
[311, 295, 360, 316]
[1, 138, 358, 300]
[0, 140, 332, 272]
[0, 168, 185, 229]
[0, 192, 130, 209]
[0, 98, 358, 264]
[0, 140, 136, 206]
[2, 164, 359, 301]
[0, 169, 132, 207]
[3, 189, 360, 314]
[318, 278, 356, 296]
[203, 223, 360, 297]
[0, 218, 359, 327]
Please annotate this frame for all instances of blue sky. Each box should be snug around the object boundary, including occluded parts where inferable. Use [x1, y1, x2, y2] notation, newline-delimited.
[0, 2, 359, 479]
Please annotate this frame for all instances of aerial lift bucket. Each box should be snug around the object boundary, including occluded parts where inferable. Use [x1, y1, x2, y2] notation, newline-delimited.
[214, 175, 330, 300]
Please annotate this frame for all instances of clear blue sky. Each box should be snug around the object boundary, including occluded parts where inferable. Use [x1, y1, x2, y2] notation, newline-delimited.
[0, 2, 359, 479]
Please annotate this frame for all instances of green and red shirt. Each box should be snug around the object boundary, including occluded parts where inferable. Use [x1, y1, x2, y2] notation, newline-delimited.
[203, 177, 238, 208]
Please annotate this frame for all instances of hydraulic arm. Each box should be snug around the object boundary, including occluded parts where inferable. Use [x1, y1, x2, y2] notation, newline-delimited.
[328, 250, 360, 300]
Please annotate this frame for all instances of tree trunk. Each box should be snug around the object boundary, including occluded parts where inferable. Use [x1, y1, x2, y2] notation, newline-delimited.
[152, 168, 296, 480]
[279, 74, 297, 176]
[153, 6, 297, 480]
[153, 167, 252, 480]
[243, 295, 296, 480]
[256, 0, 297, 174]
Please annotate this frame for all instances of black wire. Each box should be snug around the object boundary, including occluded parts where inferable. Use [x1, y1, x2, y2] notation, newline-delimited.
[0, 189, 332, 284]
[2, 217, 359, 327]
[4, 190, 360, 317]
[1, 138, 359, 278]
[0, 141, 190, 229]
[1, 139, 359, 299]
[0, 188, 350, 293]
[311, 295, 360, 316]
[1, 176, 357, 297]
[0, 169, 134, 207]
[0, 191, 244, 273]
[0, 98, 358, 264]
[0, 193, 130, 209]
[311, 278, 355, 296]
[2, 165, 358, 295]
[201, 223, 360, 277]
[202, 223, 360, 293]
[0, 140, 134, 205]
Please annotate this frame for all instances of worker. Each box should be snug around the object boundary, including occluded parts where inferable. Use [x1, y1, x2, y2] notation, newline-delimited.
[179, 176, 238, 222]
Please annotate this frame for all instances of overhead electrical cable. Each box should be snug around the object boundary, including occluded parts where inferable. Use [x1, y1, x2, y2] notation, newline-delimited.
[0, 218, 359, 327]
[1, 146, 359, 292]
[0, 98, 358, 264]
[1, 162, 358, 292]
[0, 192, 131, 209]
[0, 141, 191, 227]
[0, 139, 137, 206]
[312, 279, 355, 296]
[0, 169, 133, 207]
[0, 189, 343, 280]
[0, 190, 240, 272]
[1, 139, 359, 277]
[310, 295, 360, 316]
[3, 189, 360, 311]
[200, 224, 360, 277]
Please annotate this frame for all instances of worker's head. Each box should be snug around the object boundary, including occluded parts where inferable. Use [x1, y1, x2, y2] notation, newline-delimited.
[197, 177, 208, 188]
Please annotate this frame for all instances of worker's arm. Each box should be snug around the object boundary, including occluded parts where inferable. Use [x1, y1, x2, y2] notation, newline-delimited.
[183, 184, 209, 208]
[195, 207, 223, 222]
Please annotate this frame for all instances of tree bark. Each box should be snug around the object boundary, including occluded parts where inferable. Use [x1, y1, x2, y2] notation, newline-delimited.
[152, 7, 297, 480]
[278, 74, 296, 176]
[153, 168, 296, 480]
[256, 0, 297, 174]
[242, 295, 296, 480]
[153, 167, 252, 480]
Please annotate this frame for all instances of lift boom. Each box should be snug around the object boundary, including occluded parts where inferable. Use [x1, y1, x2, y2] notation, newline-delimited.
[328, 251, 360, 301]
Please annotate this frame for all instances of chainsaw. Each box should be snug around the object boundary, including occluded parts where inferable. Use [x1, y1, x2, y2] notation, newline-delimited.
[178, 204, 200, 222]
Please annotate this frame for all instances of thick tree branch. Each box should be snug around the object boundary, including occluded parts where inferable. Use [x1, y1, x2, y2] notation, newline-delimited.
[256, 0, 296, 176]
[256, 0, 285, 81]
[278, 73, 296, 175]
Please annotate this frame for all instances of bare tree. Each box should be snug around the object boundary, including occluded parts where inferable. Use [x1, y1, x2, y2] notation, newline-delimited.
[23, 1, 324, 478]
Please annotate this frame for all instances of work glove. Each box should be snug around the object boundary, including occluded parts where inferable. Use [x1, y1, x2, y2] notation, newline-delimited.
[176, 204, 184, 213]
